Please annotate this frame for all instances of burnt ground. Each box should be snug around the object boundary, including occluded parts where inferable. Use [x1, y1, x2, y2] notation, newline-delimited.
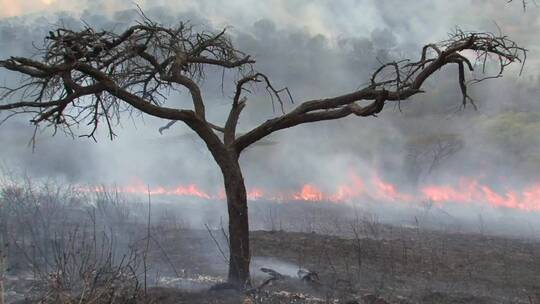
[6, 223, 540, 304]
[138, 224, 540, 304]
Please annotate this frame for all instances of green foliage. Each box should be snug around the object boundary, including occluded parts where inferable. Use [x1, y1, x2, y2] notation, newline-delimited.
[478, 112, 540, 159]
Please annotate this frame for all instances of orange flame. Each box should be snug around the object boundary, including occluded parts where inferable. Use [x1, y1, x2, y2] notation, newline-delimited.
[247, 188, 264, 200]
[292, 184, 324, 201]
[79, 183, 213, 200]
[372, 175, 413, 202]
[421, 178, 540, 211]
[421, 178, 480, 203]
[77, 173, 540, 212]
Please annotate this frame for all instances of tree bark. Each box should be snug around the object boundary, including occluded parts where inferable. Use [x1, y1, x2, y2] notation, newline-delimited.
[220, 152, 251, 287]
[186, 118, 251, 287]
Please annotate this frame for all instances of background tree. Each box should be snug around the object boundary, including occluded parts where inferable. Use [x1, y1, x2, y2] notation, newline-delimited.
[0, 12, 525, 286]
[405, 133, 464, 185]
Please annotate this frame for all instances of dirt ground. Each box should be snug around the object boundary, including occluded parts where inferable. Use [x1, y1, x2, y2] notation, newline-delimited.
[134, 222, 540, 304]
[6, 221, 540, 304]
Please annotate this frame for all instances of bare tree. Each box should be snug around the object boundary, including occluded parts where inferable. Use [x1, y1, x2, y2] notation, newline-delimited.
[0, 11, 525, 287]
[405, 133, 464, 184]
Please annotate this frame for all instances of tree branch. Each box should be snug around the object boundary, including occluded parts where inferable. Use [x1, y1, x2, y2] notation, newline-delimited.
[234, 31, 525, 153]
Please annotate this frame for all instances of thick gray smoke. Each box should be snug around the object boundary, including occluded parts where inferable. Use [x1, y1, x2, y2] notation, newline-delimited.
[0, 1, 539, 234]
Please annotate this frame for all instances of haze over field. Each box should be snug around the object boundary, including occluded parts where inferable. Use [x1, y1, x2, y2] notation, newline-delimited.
[3, 2, 540, 303]
[1, 0, 540, 231]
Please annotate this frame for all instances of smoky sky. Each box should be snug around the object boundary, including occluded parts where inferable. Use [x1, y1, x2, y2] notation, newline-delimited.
[0, 0, 539, 203]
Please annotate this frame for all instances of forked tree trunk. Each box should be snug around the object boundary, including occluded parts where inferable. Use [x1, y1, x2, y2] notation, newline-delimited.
[220, 153, 251, 287]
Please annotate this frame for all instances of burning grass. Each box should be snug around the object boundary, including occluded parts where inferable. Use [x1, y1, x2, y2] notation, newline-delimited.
[75, 172, 540, 211]
[1, 178, 540, 303]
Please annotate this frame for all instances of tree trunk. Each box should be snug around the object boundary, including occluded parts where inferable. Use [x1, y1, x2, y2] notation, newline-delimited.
[221, 154, 251, 287]
[191, 119, 251, 287]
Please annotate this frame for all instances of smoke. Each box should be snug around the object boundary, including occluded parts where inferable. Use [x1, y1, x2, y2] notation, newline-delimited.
[0, 1, 539, 234]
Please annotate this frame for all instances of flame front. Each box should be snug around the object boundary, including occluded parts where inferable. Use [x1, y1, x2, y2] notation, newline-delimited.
[293, 184, 324, 201]
[78, 173, 540, 212]
[421, 178, 540, 211]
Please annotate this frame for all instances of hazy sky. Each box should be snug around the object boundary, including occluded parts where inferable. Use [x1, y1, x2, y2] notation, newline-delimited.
[0, 1, 539, 208]
[0, 1, 537, 52]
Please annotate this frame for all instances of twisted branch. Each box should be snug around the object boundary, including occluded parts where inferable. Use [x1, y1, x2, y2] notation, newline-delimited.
[0, 16, 254, 143]
[234, 30, 525, 152]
